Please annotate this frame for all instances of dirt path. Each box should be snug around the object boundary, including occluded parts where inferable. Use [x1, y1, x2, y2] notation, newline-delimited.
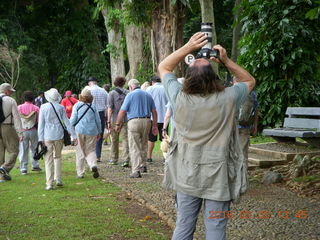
[96, 145, 320, 240]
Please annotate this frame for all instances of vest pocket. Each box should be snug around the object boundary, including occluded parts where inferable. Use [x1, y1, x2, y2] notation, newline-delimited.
[178, 149, 225, 188]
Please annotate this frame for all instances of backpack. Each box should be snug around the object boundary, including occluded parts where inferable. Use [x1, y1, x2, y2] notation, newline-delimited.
[113, 88, 127, 110]
[20, 111, 37, 129]
[238, 94, 255, 126]
[0, 96, 6, 123]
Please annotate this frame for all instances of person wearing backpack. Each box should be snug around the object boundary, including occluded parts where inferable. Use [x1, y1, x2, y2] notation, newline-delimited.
[0, 83, 23, 181]
[70, 87, 102, 179]
[107, 76, 130, 167]
[18, 91, 41, 175]
[236, 84, 259, 165]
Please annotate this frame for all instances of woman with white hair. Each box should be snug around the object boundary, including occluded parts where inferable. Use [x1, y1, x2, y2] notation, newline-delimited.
[38, 88, 77, 190]
[70, 87, 101, 179]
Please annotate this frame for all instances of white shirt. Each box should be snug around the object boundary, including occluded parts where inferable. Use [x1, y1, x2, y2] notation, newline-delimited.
[38, 102, 76, 141]
[146, 83, 168, 123]
[89, 85, 108, 112]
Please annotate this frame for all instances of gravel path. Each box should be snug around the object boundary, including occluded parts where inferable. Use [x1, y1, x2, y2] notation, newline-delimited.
[97, 146, 320, 240]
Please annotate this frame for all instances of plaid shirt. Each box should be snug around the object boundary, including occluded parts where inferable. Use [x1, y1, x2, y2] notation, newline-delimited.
[89, 85, 108, 112]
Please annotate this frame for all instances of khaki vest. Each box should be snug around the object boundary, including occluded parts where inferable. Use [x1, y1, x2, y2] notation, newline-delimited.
[163, 87, 248, 202]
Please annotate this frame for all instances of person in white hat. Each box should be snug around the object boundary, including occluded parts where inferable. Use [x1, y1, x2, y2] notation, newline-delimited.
[38, 88, 77, 190]
[0, 83, 23, 181]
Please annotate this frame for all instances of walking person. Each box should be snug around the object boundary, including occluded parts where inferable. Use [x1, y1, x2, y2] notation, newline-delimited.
[70, 87, 101, 179]
[0, 83, 23, 181]
[87, 77, 108, 162]
[34, 91, 46, 107]
[38, 88, 77, 190]
[107, 76, 130, 167]
[18, 91, 41, 175]
[146, 76, 168, 163]
[60, 90, 78, 118]
[159, 32, 255, 239]
[115, 79, 158, 178]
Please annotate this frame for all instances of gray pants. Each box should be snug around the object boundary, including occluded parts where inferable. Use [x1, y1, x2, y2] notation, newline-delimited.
[19, 129, 39, 172]
[172, 192, 230, 240]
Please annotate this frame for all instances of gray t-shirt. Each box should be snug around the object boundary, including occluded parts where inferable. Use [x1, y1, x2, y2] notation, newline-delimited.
[107, 87, 129, 123]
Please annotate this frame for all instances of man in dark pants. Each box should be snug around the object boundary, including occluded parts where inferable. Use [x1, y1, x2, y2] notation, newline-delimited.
[87, 77, 108, 162]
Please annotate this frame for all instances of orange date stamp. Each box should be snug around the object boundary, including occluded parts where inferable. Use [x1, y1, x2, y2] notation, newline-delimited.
[208, 210, 308, 220]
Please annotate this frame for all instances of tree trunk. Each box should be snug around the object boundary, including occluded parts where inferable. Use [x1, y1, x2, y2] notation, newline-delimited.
[101, 6, 125, 84]
[199, 0, 218, 74]
[125, 24, 145, 80]
[151, 0, 186, 77]
[231, 0, 243, 62]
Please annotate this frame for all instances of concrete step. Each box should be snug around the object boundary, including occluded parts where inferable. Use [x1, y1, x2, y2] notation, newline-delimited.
[248, 152, 287, 168]
[248, 161, 259, 170]
[249, 143, 320, 161]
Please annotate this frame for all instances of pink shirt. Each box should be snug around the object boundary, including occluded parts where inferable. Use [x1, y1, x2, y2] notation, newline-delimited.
[18, 102, 40, 130]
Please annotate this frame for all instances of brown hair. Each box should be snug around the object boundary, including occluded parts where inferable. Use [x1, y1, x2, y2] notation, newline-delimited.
[114, 76, 126, 87]
[79, 95, 93, 104]
[182, 59, 224, 96]
[23, 91, 34, 102]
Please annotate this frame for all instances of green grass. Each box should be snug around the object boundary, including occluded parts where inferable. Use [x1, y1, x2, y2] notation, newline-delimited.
[250, 135, 274, 144]
[0, 153, 168, 240]
[294, 175, 320, 183]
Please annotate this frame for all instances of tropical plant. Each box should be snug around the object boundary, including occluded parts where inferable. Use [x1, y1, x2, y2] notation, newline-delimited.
[239, 0, 320, 128]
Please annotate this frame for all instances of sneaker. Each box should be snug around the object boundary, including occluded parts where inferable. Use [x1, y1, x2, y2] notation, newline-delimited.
[92, 166, 99, 178]
[56, 180, 63, 186]
[108, 160, 118, 165]
[121, 162, 130, 168]
[129, 171, 141, 178]
[21, 170, 27, 175]
[97, 158, 101, 163]
[0, 167, 11, 181]
[147, 158, 153, 163]
[32, 167, 42, 172]
[139, 166, 147, 173]
[45, 185, 53, 190]
[77, 175, 84, 179]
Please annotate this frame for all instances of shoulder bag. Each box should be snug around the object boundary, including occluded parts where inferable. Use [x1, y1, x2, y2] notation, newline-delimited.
[50, 103, 72, 146]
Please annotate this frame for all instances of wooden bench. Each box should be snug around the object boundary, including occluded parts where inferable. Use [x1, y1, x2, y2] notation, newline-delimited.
[262, 107, 320, 148]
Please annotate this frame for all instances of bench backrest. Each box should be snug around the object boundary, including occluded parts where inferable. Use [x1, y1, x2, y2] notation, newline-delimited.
[283, 107, 320, 131]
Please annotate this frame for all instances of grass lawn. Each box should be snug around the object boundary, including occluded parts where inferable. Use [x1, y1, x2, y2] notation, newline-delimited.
[0, 153, 170, 240]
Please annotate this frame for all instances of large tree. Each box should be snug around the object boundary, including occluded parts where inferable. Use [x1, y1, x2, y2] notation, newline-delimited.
[101, 4, 126, 82]
[150, 0, 187, 77]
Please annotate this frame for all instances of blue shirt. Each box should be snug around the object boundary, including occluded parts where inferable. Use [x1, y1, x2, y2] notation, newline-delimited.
[146, 83, 168, 123]
[70, 102, 102, 136]
[120, 88, 156, 120]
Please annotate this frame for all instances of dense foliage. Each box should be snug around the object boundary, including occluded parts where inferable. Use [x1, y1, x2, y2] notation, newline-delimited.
[0, 0, 109, 100]
[239, 0, 320, 128]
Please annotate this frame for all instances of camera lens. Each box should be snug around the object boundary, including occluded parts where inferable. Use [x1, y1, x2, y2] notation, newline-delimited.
[201, 23, 212, 49]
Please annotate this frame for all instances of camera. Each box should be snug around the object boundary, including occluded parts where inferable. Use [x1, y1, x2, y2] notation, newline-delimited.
[196, 23, 219, 59]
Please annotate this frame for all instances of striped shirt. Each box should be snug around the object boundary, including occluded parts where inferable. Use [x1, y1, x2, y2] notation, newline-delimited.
[89, 85, 108, 112]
